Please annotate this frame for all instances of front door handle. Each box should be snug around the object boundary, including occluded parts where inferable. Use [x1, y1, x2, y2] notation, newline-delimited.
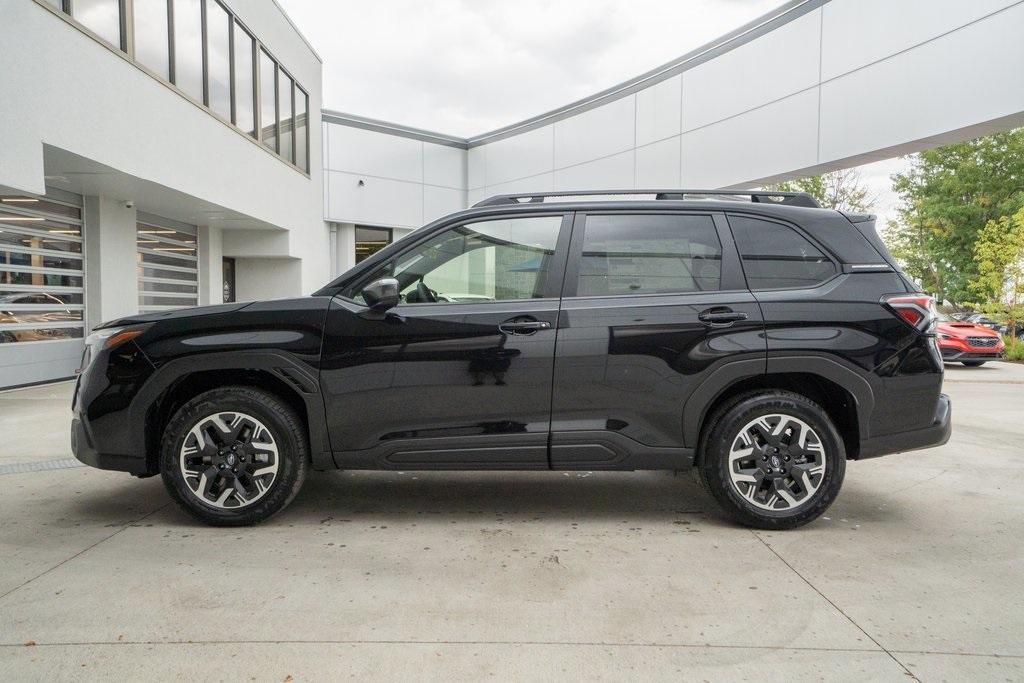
[499, 317, 551, 335]
[698, 307, 748, 326]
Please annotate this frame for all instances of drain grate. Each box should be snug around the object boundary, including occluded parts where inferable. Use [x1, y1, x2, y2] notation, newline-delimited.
[0, 458, 84, 475]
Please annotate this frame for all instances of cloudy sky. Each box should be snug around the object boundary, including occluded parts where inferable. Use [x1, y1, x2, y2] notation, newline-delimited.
[277, 0, 906, 223]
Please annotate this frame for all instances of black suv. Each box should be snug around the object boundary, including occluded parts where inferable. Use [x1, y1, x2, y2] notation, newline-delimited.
[72, 190, 951, 528]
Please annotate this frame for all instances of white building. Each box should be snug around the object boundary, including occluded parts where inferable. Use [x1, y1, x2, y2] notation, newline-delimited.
[3, 0, 1024, 388]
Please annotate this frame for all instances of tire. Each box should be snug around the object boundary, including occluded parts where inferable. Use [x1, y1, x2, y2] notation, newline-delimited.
[160, 386, 308, 526]
[961, 361, 985, 367]
[697, 391, 845, 530]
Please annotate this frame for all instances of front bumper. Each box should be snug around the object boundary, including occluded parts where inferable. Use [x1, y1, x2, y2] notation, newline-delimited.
[71, 415, 150, 475]
[858, 393, 951, 459]
[940, 348, 1003, 361]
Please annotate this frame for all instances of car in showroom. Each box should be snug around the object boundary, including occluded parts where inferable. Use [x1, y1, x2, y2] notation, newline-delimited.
[71, 190, 951, 530]
[937, 314, 1005, 365]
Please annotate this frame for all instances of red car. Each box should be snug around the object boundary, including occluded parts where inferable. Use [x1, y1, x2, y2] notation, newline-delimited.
[937, 315, 1005, 366]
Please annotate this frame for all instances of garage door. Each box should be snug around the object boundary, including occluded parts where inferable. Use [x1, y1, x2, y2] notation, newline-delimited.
[136, 213, 199, 313]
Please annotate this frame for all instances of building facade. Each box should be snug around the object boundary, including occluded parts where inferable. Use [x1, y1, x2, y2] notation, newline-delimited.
[3, 0, 1024, 388]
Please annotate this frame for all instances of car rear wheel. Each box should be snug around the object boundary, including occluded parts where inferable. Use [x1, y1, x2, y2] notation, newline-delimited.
[697, 391, 845, 530]
[160, 387, 308, 526]
[961, 360, 986, 367]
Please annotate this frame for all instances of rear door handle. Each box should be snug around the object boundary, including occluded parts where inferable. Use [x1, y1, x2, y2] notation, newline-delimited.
[698, 308, 748, 326]
[499, 317, 551, 334]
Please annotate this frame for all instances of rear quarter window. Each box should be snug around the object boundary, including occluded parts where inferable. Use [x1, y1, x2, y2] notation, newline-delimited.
[729, 215, 836, 290]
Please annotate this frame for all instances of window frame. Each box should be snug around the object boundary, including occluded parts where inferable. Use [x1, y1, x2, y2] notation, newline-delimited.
[724, 212, 840, 292]
[560, 210, 745, 300]
[336, 212, 575, 307]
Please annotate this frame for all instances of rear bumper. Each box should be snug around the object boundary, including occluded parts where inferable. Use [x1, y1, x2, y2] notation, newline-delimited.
[858, 393, 951, 459]
[71, 416, 150, 475]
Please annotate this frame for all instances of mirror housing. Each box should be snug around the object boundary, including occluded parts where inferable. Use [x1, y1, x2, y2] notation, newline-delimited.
[361, 277, 400, 312]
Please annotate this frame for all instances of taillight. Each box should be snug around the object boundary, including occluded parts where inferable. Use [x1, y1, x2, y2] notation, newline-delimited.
[883, 294, 937, 333]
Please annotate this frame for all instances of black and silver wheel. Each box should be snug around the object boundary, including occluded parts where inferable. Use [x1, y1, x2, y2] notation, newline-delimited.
[160, 387, 308, 526]
[698, 391, 845, 529]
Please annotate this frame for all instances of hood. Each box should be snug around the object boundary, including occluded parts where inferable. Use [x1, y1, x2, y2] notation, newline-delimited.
[95, 302, 252, 329]
[938, 321, 999, 337]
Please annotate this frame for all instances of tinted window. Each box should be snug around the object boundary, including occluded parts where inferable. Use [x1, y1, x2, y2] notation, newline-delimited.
[348, 216, 563, 304]
[173, 0, 204, 101]
[205, 0, 231, 120]
[259, 50, 277, 152]
[74, 0, 121, 47]
[133, 0, 170, 79]
[233, 24, 256, 136]
[279, 72, 294, 162]
[576, 214, 721, 296]
[730, 215, 836, 289]
[295, 89, 308, 171]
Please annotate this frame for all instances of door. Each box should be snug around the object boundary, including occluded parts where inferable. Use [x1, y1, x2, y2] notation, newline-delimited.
[321, 213, 572, 469]
[550, 211, 766, 469]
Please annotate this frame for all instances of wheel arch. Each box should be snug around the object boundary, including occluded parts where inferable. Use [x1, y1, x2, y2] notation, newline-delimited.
[129, 351, 330, 474]
[684, 358, 875, 460]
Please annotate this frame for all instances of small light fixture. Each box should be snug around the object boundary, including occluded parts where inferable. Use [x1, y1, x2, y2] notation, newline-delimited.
[357, 179, 365, 187]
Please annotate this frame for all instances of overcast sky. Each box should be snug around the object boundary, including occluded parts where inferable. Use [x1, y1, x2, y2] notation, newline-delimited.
[277, 0, 906, 223]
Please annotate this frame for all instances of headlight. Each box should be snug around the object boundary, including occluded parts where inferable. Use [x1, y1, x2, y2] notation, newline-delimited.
[84, 325, 149, 351]
[938, 334, 951, 340]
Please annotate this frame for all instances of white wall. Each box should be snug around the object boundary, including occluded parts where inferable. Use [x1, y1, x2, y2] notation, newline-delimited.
[323, 123, 467, 231]
[0, 0, 327, 297]
[461, 0, 1024, 201]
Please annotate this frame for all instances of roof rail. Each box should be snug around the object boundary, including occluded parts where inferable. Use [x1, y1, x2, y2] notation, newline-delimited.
[472, 189, 822, 209]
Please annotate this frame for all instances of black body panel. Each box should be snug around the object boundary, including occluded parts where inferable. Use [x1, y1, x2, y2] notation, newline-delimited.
[71, 197, 951, 479]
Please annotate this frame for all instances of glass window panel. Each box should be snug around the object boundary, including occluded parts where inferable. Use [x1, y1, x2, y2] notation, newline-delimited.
[0, 291, 83, 305]
[205, 0, 231, 119]
[730, 216, 836, 290]
[42, 0, 64, 10]
[0, 271, 84, 288]
[0, 326, 84, 344]
[0, 230, 82, 254]
[295, 88, 308, 171]
[0, 250, 82, 271]
[133, 0, 170, 79]
[577, 215, 722, 296]
[138, 221, 198, 311]
[0, 197, 81, 219]
[279, 72, 294, 162]
[173, 0, 204, 101]
[232, 23, 256, 136]
[355, 227, 391, 264]
[139, 266, 196, 282]
[73, 0, 121, 48]
[348, 216, 563, 303]
[140, 294, 197, 307]
[259, 50, 277, 152]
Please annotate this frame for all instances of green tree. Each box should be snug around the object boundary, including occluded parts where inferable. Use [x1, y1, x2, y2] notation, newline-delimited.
[766, 168, 876, 212]
[970, 207, 1024, 344]
[889, 129, 1024, 305]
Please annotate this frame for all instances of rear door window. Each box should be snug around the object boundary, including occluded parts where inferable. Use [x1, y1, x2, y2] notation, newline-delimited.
[729, 215, 836, 290]
[574, 214, 722, 296]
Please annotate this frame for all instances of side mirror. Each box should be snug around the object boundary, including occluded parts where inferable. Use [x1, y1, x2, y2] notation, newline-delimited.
[361, 277, 400, 312]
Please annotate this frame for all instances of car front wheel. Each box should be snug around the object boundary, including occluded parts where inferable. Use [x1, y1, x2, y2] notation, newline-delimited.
[697, 391, 845, 530]
[961, 360, 985, 367]
[160, 387, 308, 526]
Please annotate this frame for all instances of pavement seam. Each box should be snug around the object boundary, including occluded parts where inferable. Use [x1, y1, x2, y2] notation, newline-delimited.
[0, 503, 170, 605]
[0, 458, 84, 476]
[1, 640, 1020, 659]
[751, 531, 920, 681]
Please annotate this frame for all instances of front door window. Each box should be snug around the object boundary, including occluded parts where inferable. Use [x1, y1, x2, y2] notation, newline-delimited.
[349, 215, 564, 304]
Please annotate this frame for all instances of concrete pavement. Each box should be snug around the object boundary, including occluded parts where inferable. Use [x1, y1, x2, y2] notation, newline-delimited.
[1, 363, 1023, 681]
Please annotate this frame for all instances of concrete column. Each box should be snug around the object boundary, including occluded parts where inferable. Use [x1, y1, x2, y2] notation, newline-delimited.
[197, 225, 223, 305]
[83, 195, 138, 331]
[337, 223, 357, 275]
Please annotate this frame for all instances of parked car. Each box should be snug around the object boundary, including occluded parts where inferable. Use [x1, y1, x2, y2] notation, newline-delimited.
[72, 190, 951, 530]
[965, 313, 1002, 330]
[0, 292, 78, 343]
[936, 315, 1005, 365]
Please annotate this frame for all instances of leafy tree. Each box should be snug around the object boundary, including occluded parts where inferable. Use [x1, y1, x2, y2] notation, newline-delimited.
[889, 129, 1024, 305]
[970, 207, 1024, 344]
[766, 168, 876, 213]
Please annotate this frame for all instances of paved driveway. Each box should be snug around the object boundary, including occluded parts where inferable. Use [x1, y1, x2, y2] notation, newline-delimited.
[1, 363, 1023, 681]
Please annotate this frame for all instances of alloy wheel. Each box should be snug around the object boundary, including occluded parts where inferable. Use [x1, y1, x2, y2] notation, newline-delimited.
[179, 412, 279, 509]
[727, 413, 826, 511]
